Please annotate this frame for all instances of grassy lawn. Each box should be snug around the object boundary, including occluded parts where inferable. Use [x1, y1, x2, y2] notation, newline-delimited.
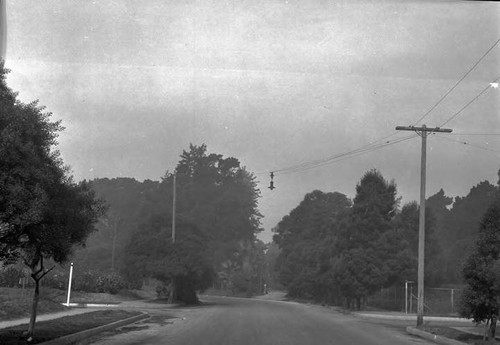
[424, 326, 499, 344]
[0, 309, 141, 345]
[0, 287, 68, 321]
[0, 286, 153, 321]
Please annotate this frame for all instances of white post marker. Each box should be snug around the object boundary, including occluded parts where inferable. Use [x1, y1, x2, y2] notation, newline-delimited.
[405, 281, 408, 314]
[66, 262, 74, 307]
[405, 280, 414, 314]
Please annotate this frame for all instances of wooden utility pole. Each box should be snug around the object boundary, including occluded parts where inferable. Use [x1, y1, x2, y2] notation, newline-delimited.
[111, 217, 118, 271]
[169, 170, 177, 304]
[396, 125, 452, 326]
[172, 171, 176, 244]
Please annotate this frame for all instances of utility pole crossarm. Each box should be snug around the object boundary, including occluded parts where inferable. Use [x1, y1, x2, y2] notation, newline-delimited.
[395, 126, 452, 133]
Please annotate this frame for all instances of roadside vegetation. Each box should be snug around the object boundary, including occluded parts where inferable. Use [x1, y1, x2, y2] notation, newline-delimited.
[0, 309, 141, 345]
[0, 63, 104, 340]
[2, 51, 500, 344]
[418, 326, 491, 345]
[273, 168, 500, 317]
[71, 144, 268, 304]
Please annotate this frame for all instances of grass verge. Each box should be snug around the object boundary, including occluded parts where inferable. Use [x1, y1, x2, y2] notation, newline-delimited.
[423, 326, 498, 344]
[0, 288, 68, 321]
[0, 309, 141, 345]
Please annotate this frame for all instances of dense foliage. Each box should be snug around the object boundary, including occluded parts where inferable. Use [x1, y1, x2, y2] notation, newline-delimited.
[459, 188, 500, 340]
[273, 168, 498, 310]
[97, 144, 264, 302]
[123, 215, 213, 303]
[73, 177, 154, 273]
[273, 190, 351, 303]
[0, 64, 104, 336]
[333, 170, 401, 308]
[434, 181, 498, 283]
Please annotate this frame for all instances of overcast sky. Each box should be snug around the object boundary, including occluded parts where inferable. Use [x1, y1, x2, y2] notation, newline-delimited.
[4, 0, 500, 242]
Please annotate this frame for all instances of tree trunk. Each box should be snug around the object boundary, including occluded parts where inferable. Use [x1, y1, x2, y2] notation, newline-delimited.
[488, 316, 497, 340]
[27, 277, 40, 338]
[168, 277, 177, 304]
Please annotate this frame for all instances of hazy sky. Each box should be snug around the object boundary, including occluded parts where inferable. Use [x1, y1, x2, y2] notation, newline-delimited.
[4, 0, 500, 242]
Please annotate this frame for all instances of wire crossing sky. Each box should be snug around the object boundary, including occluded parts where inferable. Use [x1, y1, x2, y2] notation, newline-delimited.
[268, 36, 500, 180]
[414, 37, 500, 126]
[4, 0, 500, 242]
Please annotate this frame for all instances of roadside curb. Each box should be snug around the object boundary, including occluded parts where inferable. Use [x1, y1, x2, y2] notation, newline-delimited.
[38, 312, 150, 345]
[356, 313, 471, 322]
[62, 303, 121, 308]
[407, 326, 465, 345]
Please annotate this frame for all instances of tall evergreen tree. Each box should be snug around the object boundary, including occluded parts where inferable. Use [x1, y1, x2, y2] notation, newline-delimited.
[334, 169, 399, 309]
[274, 190, 351, 302]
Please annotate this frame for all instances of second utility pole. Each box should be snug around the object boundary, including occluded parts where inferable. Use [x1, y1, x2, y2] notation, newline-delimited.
[169, 170, 177, 304]
[172, 171, 176, 244]
[396, 124, 452, 326]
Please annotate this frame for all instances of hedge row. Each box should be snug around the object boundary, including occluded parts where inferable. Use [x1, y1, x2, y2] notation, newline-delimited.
[0, 267, 125, 294]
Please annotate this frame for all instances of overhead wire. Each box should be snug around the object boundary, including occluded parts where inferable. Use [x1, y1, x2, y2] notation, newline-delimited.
[447, 133, 500, 136]
[413, 37, 500, 126]
[274, 134, 417, 176]
[272, 132, 399, 174]
[253, 131, 400, 176]
[434, 134, 500, 154]
[261, 38, 500, 180]
[439, 75, 500, 127]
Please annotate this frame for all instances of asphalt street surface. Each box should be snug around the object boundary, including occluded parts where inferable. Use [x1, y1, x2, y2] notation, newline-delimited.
[88, 295, 437, 345]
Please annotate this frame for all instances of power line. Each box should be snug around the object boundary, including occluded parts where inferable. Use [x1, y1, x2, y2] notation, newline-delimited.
[271, 132, 399, 174]
[448, 132, 500, 136]
[274, 136, 398, 174]
[275, 134, 417, 176]
[439, 75, 500, 127]
[434, 134, 500, 154]
[259, 39, 500, 179]
[414, 37, 500, 126]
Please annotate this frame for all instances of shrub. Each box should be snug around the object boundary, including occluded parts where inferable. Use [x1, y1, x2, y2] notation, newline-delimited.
[155, 281, 171, 299]
[96, 271, 125, 294]
[43, 270, 69, 290]
[0, 267, 25, 287]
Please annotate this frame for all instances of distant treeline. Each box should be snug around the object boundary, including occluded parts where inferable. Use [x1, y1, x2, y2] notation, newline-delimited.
[273, 169, 499, 309]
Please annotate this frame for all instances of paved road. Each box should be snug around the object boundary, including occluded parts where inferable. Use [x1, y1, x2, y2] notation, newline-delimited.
[88, 296, 436, 345]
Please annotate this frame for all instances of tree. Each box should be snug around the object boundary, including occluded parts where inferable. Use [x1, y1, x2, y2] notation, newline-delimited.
[273, 190, 351, 302]
[459, 195, 500, 341]
[392, 202, 443, 286]
[165, 144, 262, 289]
[73, 177, 154, 274]
[426, 189, 452, 244]
[0, 64, 104, 339]
[121, 144, 262, 301]
[222, 240, 267, 297]
[441, 181, 498, 283]
[123, 215, 213, 304]
[334, 169, 399, 309]
[262, 242, 282, 291]
[21, 180, 104, 337]
[0, 63, 62, 262]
